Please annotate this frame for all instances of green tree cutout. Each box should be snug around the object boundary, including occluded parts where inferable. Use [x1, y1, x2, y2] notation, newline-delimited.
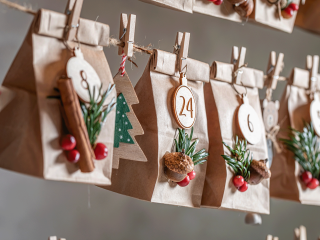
[114, 93, 135, 148]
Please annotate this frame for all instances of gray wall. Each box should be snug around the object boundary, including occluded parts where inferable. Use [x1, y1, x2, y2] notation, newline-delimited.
[0, 0, 320, 239]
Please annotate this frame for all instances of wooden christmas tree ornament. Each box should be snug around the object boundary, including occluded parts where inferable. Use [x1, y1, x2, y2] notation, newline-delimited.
[172, 32, 196, 130]
[113, 13, 147, 169]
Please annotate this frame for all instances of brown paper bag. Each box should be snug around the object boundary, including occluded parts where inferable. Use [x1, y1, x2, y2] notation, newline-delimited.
[270, 67, 320, 205]
[295, 0, 320, 35]
[250, 0, 300, 33]
[104, 49, 210, 208]
[140, 0, 193, 13]
[0, 8, 116, 185]
[202, 60, 270, 214]
[193, 0, 241, 22]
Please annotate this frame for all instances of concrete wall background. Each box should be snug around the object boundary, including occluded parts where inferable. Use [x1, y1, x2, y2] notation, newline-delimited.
[0, 0, 320, 239]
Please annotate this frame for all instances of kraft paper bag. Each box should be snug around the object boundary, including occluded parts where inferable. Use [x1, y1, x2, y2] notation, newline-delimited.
[0, 9, 115, 185]
[250, 0, 300, 33]
[193, 0, 241, 22]
[295, 0, 320, 35]
[140, 0, 193, 13]
[270, 68, 320, 205]
[202, 61, 270, 214]
[104, 49, 210, 208]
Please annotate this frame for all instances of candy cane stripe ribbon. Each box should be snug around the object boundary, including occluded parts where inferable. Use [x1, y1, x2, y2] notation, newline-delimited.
[119, 51, 127, 77]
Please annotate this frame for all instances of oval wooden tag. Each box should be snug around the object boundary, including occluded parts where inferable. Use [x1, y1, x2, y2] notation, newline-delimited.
[237, 96, 262, 145]
[172, 75, 196, 129]
[66, 48, 101, 103]
[310, 94, 320, 136]
[262, 100, 279, 132]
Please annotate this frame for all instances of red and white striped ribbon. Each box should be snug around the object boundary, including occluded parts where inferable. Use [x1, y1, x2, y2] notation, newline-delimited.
[119, 51, 127, 77]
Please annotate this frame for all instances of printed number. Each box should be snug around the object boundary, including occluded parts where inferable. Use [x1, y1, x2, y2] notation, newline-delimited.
[179, 96, 193, 118]
[247, 114, 254, 132]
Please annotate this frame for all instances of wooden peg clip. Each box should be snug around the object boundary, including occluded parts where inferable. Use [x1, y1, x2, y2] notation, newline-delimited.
[174, 32, 190, 73]
[49, 237, 57, 240]
[266, 51, 284, 90]
[118, 13, 136, 58]
[231, 46, 246, 85]
[294, 226, 307, 240]
[306, 55, 319, 91]
[266, 235, 279, 240]
[64, 0, 83, 42]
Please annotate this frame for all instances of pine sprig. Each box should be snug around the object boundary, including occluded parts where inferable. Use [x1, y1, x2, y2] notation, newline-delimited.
[81, 83, 117, 146]
[280, 122, 320, 178]
[221, 136, 252, 181]
[174, 127, 209, 165]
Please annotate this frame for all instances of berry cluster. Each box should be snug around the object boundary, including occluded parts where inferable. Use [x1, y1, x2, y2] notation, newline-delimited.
[177, 170, 196, 187]
[282, 2, 299, 19]
[208, 0, 223, 6]
[61, 134, 108, 163]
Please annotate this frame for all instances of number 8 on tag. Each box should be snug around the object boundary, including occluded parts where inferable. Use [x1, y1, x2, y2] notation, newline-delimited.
[172, 73, 196, 129]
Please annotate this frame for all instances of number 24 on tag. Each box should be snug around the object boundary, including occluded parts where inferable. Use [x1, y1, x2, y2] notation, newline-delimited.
[172, 73, 196, 129]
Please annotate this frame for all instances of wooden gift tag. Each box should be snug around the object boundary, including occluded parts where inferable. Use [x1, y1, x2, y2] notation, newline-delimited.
[262, 99, 280, 132]
[66, 48, 101, 103]
[113, 72, 147, 169]
[237, 94, 262, 145]
[172, 73, 196, 129]
[310, 93, 320, 136]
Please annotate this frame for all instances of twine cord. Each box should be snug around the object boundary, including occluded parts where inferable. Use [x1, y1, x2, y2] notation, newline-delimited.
[119, 51, 127, 77]
[0, 0, 153, 55]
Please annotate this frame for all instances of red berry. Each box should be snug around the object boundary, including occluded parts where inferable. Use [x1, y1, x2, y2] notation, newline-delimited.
[233, 175, 245, 188]
[301, 171, 312, 184]
[94, 143, 108, 160]
[282, 7, 293, 19]
[61, 134, 76, 150]
[67, 149, 80, 163]
[188, 170, 196, 180]
[238, 181, 248, 192]
[177, 175, 190, 187]
[288, 3, 299, 11]
[307, 178, 319, 190]
[213, 0, 223, 5]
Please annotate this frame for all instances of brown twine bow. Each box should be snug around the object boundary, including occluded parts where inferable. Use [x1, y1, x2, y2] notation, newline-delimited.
[266, 125, 282, 153]
[277, 1, 283, 21]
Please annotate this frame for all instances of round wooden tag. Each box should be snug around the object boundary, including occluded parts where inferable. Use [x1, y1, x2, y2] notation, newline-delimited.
[66, 48, 101, 103]
[262, 100, 279, 132]
[172, 85, 196, 129]
[310, 94, 320, 136]
[237, 96, 262, 145]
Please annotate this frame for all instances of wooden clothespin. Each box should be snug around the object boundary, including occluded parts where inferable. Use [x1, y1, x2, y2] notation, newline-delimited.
[48, 237, 65, 240]
[294, 226, 307, 240]
[64, 0, 83, 42]
[266, 235, 279, 240]
[266, 51, 284, 90]
[118, 13, 136, 58]
[306, 55, 319, 93]
[174, 32, 190, 74]
[231, 46, 246, 85]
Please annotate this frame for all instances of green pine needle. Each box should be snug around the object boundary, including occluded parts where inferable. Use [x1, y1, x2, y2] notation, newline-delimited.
[280, 122, 320, 179]
[174, 127, 209, 165]
[81, 83, 117, 146]
[221, 137, 252, 181]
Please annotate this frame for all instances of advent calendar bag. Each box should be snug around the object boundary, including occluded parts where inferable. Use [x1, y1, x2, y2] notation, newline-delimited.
[0, 4, 116, 185]
[295, 0, 320, 35]
[105, 48, 210, 208]
[193, 0, 241, 22]
[270, 57, 320, 205]
[202, 48, 270, 214]
[140, 0, 193, 13]
[250, 0, 300, 33]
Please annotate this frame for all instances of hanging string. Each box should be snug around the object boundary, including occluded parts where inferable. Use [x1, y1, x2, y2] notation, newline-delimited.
[119, 51, 127, 77]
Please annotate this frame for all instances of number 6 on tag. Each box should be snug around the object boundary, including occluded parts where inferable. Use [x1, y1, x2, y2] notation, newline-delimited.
[172, 73, 196, 129]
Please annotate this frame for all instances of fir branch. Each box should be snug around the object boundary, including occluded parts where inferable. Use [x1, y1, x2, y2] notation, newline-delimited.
[174, 127, 209, 165]
[221, 137, 252, 181]
[80, 83, 117, 146]
[280, 122, 320, 178]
